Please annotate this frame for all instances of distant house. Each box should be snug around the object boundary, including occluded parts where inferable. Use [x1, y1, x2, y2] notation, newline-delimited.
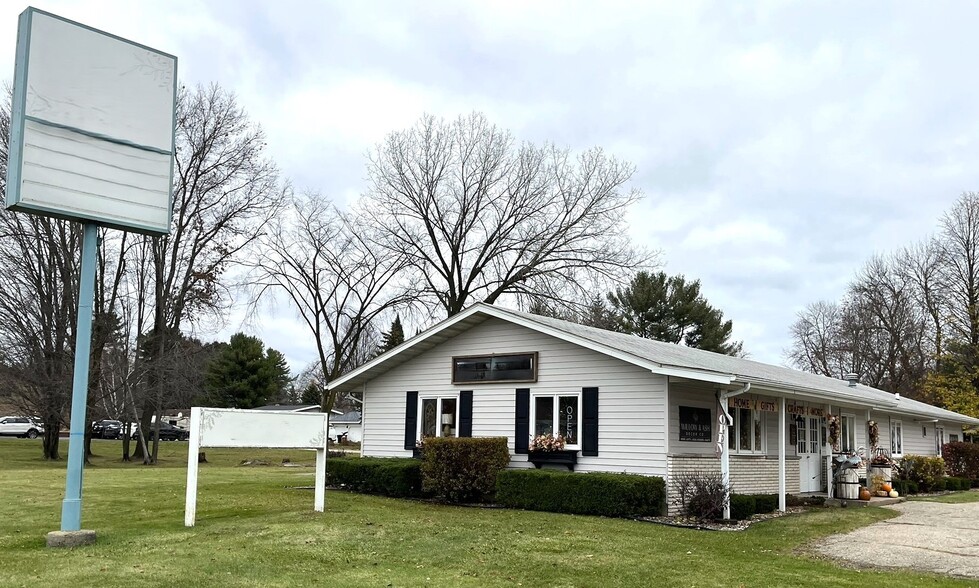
[328, 303, 979, 514]
[329, 411, 362, 443]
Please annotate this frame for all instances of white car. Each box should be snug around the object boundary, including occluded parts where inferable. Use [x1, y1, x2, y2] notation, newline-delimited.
[0, 416, 44, 439]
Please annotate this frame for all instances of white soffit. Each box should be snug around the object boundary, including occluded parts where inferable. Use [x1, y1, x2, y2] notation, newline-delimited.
[5, 8, 177, 235]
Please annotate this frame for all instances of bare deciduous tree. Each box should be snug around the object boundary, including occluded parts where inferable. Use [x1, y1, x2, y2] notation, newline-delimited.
[250, 191, 407, 410]
[360, 112, 653, 318]
[939, 192, 979, 350]
[0, 212, 80, 459]
[134, 83, 285, 463]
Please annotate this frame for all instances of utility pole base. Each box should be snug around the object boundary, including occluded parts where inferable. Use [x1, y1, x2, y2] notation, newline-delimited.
[45, 530, 96, 548]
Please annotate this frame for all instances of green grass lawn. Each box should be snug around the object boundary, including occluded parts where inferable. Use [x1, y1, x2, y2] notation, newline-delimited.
[910, 490, 979, 504]
[0, 439, 971, 587]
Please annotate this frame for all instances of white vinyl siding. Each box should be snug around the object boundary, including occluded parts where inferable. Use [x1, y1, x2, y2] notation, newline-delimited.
[361, 317, 668, 476]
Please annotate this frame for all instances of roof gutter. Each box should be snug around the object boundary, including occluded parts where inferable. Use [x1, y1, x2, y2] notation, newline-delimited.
[732, 377, 899, 410]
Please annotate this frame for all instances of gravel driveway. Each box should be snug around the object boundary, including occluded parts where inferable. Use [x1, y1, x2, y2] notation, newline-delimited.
[818, 499, 979, 579]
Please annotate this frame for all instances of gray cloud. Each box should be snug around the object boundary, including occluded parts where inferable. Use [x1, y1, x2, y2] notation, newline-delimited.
[4, 1, 979, 369]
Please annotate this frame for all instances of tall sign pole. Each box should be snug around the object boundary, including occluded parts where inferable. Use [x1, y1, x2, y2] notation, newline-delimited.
[60, 223, 98, 531]
[5, 7, 177, 547]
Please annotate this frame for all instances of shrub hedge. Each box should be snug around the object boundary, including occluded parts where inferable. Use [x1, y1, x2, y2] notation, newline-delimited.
[728, 493, 778, 520]
[943, 442, 979, 479]
[944, 476, 972, 491]
[496, 469, 665, 518]
[897, 455, 946, 492]
[728, 494, 756, 520]
[326, 456, 423, 498]
[420, 437, 511, 503]
[892, 479, 918, 496]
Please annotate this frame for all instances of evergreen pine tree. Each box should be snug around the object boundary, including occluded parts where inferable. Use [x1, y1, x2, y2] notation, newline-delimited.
[378, 315, 405, 354]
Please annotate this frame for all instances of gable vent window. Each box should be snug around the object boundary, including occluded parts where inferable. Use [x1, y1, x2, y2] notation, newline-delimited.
[453, 353, 537, 384]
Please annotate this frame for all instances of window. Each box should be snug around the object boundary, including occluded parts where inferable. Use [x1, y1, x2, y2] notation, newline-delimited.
[727, 407, 765, 454]
[950, 433, 960, 443]
[890, 419, 903, 456]
[453, 353, 537, 383]
[840, 415, 856, 453]
[796, 419, 807, 454]
[531, 393, 580, 447]
[419, 396, 458, 439]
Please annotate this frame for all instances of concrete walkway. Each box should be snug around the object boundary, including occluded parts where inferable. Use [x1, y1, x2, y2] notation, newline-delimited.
[818, 499, 979, 579]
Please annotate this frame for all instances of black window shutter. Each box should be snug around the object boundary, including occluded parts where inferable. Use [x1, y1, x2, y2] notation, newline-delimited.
[582, 387, 599, 456]
[459, 390, 473, 437]
[404, 391, 418, 450]
[515, 388, 530, 454]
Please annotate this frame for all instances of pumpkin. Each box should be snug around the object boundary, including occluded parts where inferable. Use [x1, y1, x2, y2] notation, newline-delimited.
[859, 488, 872, 501]
[882, 483, 893, 493]
[889, 490, 899, 498]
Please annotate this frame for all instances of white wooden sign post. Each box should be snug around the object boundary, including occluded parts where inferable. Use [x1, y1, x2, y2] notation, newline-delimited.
[184, 407, 329, 527]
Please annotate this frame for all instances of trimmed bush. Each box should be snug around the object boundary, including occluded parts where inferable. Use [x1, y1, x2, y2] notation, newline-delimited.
[753, 493, 778, 514]
[496, 469, 666, 518]
[326, 456, 423, 498]
[944, 476, 972, 491]
[728, 494, 777, 520]
[943, 442, 979, 479]
[421, 437, 511, 503]
[728, 494, 756, 520]
[897, 455, 945, 492]
[892, 478, 918, 496]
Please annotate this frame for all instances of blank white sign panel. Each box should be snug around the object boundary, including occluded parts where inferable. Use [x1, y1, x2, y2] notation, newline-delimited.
[196, 408, 328, 449]
[6, 8, 177, 235]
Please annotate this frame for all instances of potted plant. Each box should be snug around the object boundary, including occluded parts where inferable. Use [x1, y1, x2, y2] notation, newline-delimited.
[869, 452, 893, 486]
[527, 434, 578, 470]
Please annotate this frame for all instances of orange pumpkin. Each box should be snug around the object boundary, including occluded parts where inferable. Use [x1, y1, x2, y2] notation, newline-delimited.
[859, 488, 872, 501]
[882, 483, 893, 493]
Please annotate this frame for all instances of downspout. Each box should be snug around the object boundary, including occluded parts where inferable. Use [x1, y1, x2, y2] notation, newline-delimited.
[717, 382, 750, 520]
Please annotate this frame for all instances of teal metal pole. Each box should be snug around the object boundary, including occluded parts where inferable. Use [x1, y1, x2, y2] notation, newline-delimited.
[61, 222, 98, 532]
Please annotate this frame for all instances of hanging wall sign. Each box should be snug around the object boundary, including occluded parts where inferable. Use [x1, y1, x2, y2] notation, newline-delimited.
[727, 397, 779, 413]
[787, 404, 826, 418]
[678, 406, 712, 442]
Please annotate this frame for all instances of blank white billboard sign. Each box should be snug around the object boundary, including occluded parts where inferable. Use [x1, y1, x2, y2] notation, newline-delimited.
[5, 8, 177, 235]
[184, 408, 330, 527]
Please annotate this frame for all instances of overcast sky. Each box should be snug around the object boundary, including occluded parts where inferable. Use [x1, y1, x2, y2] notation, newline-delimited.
[4, 1, 978, 371]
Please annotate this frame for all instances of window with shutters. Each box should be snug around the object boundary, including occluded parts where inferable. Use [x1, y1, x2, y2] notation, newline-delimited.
[531, 393, 580, 448]
[418, 396, 458, 439]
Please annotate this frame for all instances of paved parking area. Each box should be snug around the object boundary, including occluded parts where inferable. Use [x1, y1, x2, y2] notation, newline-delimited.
[818, 499, 979, 579]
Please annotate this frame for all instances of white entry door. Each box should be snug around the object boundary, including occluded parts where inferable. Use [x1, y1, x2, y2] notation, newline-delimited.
[798, 417, 823, 493]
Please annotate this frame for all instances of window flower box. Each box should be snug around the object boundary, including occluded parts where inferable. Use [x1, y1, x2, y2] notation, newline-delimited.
[528, 449, 578, 471]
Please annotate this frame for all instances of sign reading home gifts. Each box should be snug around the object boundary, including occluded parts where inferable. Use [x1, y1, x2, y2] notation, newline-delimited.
[727, 397, 779, 413]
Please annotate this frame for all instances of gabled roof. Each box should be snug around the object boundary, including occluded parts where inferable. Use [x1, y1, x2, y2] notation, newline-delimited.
[328, 303, 979, 426]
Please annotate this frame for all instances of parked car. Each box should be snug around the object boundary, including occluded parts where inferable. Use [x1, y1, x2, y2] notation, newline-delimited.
[91, 419, 123, 439]
[139, 421, 190, 441]
[0, 416, 44, 439]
